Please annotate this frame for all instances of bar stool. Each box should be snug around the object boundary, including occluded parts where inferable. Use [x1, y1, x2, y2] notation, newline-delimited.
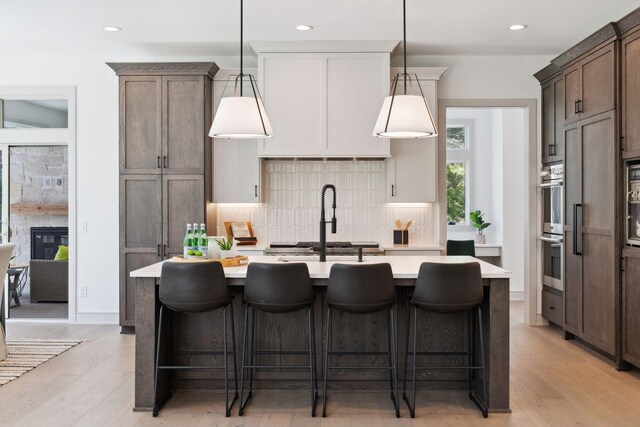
[323, 263, 400, 418]
[153, 261, 237, 417]
[403, 261, 488, 418]
[239, 262, 318, 416]
[446, 239, 476, 257]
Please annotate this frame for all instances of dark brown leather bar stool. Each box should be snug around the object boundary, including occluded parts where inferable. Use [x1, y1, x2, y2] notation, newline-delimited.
[153, 261, 237, 417]
[446, 239, 476, 257]
[239, 262, 318, 416]
[323, 263, 400, 418]
[403, 261, 488, 418]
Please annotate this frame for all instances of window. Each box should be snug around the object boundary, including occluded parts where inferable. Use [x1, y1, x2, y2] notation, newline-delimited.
[446, 125, 470, 225]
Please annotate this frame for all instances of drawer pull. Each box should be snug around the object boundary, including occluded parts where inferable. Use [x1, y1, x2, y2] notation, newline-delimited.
[549, 306, 555, 310]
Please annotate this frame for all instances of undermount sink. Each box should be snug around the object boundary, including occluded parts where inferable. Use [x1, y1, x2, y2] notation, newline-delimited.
[276, 255, 366, 263]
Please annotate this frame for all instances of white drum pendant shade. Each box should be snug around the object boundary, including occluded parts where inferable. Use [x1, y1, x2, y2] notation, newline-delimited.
[209, 96, 273, 139]
[373, 94, 437, 138]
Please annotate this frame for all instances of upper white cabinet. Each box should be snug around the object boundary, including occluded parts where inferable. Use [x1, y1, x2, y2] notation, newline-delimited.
[252, 42, 397, 158]
[212, 71, 262, 203]
[386, 68, 446, 203]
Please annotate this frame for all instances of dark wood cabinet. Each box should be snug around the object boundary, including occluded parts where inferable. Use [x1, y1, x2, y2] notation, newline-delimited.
[542, 288, 564, 326]
[562, 112, 617, 355]
[110, 62, 218, 331]
[162, 175, 205, 258]
[119, 77, 162, 174]
[622, 247, 640, 367]
[563, 43, 616, 125]
[541, 75, 564, 164]
[622, 29, 640, 157]
[563, 122, 582, 335]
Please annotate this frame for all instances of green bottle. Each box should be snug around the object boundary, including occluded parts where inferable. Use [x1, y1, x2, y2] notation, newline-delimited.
[198, 223, 208, 258]
[183, 224, 192, 258]
[192, 223, 201, 257]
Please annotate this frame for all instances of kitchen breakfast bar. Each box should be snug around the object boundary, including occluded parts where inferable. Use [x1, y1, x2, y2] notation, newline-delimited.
[130, 256, 511, 414]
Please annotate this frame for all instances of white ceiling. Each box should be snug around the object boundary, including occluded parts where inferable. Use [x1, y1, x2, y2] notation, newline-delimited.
[1, 0, 638, 58]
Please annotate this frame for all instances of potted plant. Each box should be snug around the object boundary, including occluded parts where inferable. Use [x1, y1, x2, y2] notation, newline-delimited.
[470, 210, 491, 244]
[216, 237, 235, 259]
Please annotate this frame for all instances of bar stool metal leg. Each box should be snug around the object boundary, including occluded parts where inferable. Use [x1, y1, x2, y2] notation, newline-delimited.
[249, 306, 256, 397]
[402, 301, 411, 404]
[389, 305, 400, 418]
[308, 305, 318, 416]
[310, 304, 319, 399]
[322, 306, 331, 417]
[229, 302, 239, 405]
[238, 304, 250, 416]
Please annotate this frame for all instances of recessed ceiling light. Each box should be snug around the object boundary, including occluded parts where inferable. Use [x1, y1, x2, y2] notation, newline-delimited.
[103, 26, 122, 32]
[295, 25, 314, 31]
[509, 24, 527, 31]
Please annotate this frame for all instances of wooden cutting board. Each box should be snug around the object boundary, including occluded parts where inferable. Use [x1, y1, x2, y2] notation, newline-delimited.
[170, 255, 249, 267]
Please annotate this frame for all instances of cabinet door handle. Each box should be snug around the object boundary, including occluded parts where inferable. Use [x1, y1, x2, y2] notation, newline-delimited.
[157, 156, 161, 168]
[254, 185, 258, 198]
[578, 99, 583, 113]
[548, 144, 555, 156]
[549, 306, 555, 310]
[574, 100, 579, 114]
[163, 156, 168, 168]
[573, 204, 582, 256]
[163, 244, 167, 258]
[391, 184, 395, 197]
[157, 244, 161, 257]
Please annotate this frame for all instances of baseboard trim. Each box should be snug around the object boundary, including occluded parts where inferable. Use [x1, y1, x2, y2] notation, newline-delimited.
[75, 313, 119, 324]
[510, 291, 524, 301]
[536, 314, 549, 326]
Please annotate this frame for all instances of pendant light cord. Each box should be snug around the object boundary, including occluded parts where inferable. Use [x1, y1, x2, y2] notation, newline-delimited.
[403, 0, 407, 93]
[240, 0, 244, 95]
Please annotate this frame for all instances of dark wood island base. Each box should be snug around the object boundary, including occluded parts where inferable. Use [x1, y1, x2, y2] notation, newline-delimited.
[133, 275, 510, 414]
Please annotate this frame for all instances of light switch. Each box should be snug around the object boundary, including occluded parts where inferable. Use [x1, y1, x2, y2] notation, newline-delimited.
[80, 221, 87, 233]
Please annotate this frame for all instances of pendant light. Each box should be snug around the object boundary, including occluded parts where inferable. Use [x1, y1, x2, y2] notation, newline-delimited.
[209, 0, 272, 139]
[373, 0, 437, 139]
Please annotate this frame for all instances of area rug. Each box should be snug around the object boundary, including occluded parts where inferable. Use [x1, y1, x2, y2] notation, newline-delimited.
[0, 339, 81, 385]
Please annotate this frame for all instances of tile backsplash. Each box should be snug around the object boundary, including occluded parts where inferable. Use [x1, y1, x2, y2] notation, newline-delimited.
[216, 160, 436, 244]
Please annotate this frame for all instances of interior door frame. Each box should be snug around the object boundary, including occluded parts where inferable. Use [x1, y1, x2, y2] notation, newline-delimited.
[0, 86, 77, 323]
[438, 99, 538, 326]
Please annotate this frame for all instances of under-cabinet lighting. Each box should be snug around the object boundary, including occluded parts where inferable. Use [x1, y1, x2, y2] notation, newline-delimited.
[103, 26, 122, 32]
[295, 25, 314, 31]
[508, 24, 527, 31]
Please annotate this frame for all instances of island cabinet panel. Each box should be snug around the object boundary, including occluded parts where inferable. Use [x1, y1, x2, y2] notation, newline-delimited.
[563, 43, 616, 126]
[622, 29, 640, 157]
[111, 62, 216, 331]
[133, 275, 510, 413]
[119, 77, 162, 174]
[120, 176, 162, 327]
[162, 76, 206, 174]
[623, 248, 640, 367]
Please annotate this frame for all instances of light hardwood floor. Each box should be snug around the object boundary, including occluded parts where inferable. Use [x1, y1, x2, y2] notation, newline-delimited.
[1, 302, 640, 426]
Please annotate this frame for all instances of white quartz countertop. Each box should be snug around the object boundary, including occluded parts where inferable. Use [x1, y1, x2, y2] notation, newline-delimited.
[130, 255, 511, 280]
[382, 243, 444, 251]
[234, 244, 267, 252]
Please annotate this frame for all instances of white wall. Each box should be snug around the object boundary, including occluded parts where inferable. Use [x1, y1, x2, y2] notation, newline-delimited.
[0, 53, 551, 319]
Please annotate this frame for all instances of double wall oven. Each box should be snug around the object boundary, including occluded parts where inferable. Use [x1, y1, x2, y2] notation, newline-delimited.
[538, 164, 563, 291]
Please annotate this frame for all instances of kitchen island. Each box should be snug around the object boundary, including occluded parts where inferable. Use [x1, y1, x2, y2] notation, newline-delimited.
[131, 256, 511, 413]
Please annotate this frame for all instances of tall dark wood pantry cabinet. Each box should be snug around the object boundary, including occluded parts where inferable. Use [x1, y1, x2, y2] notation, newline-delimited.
[109, 62, 218, 333]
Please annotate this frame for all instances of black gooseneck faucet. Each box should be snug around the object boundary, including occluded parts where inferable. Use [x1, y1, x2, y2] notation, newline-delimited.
[319, 184, 337, 262]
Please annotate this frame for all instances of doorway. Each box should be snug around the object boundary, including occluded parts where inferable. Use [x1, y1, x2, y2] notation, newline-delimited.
[438, 100, 537, 326]
[0, 87, 76, 322]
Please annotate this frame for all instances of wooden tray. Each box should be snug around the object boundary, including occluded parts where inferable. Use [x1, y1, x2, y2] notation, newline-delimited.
[170, 255, 249, 267]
